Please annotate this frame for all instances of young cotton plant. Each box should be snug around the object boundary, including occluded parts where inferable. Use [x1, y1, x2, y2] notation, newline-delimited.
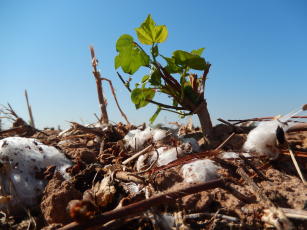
[115, 15, 213, 137]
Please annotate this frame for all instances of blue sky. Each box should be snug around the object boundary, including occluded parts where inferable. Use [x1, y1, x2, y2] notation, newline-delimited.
[0, 0, 306, 129]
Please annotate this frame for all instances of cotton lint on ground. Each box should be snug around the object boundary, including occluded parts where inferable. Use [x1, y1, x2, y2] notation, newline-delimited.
[243, 106, 306, 159]
[0, 137, 71, 213]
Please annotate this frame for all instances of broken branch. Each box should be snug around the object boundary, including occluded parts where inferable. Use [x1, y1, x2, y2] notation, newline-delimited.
[58, 178, 252, 230]
[90, 46, 109, 124]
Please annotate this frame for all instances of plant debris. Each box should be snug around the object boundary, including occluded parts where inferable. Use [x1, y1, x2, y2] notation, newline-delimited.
[0, 110, 306, 230]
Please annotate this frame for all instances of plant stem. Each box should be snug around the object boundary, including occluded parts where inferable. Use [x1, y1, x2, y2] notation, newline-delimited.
[90, 46, 109, 124]
[24, 90, 35, 128]
[196, 100, 213, 137]
[100, 77, 130, 125]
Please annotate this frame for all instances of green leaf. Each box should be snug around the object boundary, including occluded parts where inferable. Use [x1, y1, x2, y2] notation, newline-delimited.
[131, 88, 155, 109]
[149, 69, 161, 86]
[114, 55, 121, 69]
[173, 50, 207, 70]
[191, 48, 205, 56]
[149, 107, 161, 123]
[115, 34, 150, 74]
[135, 15, 168, 45]
[116, 34, 134, 52]
[161, 55, 183, 73]
[141, 75, 150, 83]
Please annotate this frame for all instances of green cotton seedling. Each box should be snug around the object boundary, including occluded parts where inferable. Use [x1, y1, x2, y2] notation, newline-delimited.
[115, 15, 213, 137]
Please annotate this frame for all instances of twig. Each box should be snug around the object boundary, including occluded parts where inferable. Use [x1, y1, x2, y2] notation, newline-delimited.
[122, 145, 153, 165]
[116, 72, 132, 92]
[93, 113, 100, 122]
[114, 171, 145, 184]
[24, 90, 35, 128]
[136, 147, 160, 175]
[238, 154, 267, 181]
[90, 46, 109, 124]
[214, 132, 236, 151]
[58, 178, 253, 230]
[217, 118, 244, 132]
[278, 127, 306, 184]
[281, 208, 307, 220]
[100, 77, 130, 125]
[229, 116, 307, 125]
[184, 212, 240, 223]
[287, 146, 306, 184]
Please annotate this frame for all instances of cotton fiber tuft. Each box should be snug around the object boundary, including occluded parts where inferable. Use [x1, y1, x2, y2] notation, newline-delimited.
[181, 159, 220, 183]
[220, 152, 251, 159]
[0, 137, 71, 212]
[243, 106, 305, 159]
[124, 127, 168, 151]
[136, 145, 190, 171]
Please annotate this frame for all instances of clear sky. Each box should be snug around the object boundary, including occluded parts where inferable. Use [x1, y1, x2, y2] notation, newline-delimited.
[0, 0, 306, 129]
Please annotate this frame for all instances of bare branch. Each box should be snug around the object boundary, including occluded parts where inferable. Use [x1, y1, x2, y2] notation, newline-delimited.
[25, 89, 35, 128]
[100, 77, 130, 125]
[89, 46, 109, 124]
[58, 178, 253, 230]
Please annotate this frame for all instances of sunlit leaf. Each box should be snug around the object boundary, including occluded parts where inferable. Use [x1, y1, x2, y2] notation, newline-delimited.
[131, 88, 155, 109]
[149, 107, 161, 123]
[141, 75, 150, 83]
[149, 69, 161, 86]
[173, 50, 206, 70]
[191, 48, 205, 56]
[115, 34, 150, 74]
[135, 15, 168, 45]
[161, 55, 183, 73]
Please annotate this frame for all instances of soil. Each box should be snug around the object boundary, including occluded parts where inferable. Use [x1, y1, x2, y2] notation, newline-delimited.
[0, 121, 306, 230]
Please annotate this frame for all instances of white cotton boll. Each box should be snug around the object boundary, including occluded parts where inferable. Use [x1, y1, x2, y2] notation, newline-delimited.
[157, 147, 181, 166]
[150, 147, 186, 167]
[181, 159, 220, 183]
[220, 152, 251, 159]
[0, 137, 71, 212]
[152, 129, 168, 142]
[243, 106, 305, 159]
[136, 146, 188, 171]
[124, 127, 168, 151]
[124, 129, 142, 150]
[242, 120, 288, 159]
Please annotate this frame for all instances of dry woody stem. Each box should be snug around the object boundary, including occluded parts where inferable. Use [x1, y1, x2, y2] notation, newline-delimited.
[90, 46, 109, 124]
[24, 89, 35, 128]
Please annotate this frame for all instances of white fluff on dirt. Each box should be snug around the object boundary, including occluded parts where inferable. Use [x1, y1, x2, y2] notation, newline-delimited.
[181, 159, 220, 183]
[220, 152, 251, 159]
[136, 144, 191, 171]
[0, 137, 71, 211]
[243, 106, 305, 159]
[124, 127, 168, 151]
